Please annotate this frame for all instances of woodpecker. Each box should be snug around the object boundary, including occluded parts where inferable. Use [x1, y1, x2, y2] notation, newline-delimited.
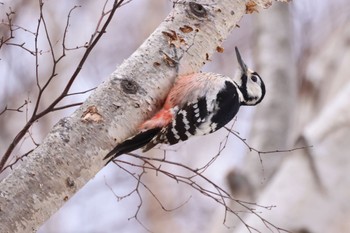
[104, 47, 265, 163]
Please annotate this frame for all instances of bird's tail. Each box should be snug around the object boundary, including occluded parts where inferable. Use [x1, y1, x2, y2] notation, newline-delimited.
[104, 127, 161, 164]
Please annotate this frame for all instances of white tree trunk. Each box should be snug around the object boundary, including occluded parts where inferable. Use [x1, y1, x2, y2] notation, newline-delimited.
[243, 1, 296, 192]
[209, 4, 295, 233]
[234, 16, 350, 233]
[0, 1, 286, 232]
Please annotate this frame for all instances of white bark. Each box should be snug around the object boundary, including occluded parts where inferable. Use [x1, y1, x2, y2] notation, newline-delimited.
[209, 4, 295, 233]
[234, 18, 350, 233]
[209, 5, 295, 233]
[242, 2, 296, 189]
[0, 1, 283, 232]
[234, 87, 350, 232]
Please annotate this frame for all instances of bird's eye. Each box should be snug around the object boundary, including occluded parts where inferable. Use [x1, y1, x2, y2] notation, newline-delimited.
[251, 75, 258, 82]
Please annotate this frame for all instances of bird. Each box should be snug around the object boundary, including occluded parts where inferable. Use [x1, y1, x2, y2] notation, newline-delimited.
[104, 47, 265, 164]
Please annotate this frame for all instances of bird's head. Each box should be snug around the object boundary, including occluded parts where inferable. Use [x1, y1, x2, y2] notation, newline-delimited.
[233, 47, 266, 106]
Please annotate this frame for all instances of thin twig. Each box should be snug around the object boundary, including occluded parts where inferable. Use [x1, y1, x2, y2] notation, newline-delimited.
[0, 101, 28, 116]
[62, 5, 81, 53]
[224, 126, 311, 155]
[110, 152, 290, 233]
[0, 149, 34, 173]
[3, 42, 36, 55]
[66, 87, 96, 97]
[51, 102, 83, 112]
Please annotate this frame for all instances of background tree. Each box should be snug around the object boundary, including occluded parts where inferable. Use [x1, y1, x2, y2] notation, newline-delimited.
[210, 1, 350, 233]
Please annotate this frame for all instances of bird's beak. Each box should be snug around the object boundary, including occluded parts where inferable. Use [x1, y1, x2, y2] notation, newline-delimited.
[235, 47, 247, 73]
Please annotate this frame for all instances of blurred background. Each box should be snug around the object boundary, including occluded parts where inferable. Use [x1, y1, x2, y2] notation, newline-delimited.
[1, 0, 350, 232]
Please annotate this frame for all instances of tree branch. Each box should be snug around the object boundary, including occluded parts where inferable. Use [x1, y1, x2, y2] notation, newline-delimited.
[0, 0, 125, 171]
[113, 153, 290, 233]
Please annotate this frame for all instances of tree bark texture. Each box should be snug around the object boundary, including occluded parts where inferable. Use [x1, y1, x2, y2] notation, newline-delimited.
[0, 1, 286, 232]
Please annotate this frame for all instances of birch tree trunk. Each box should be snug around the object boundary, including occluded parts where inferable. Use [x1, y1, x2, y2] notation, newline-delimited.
[209, 4, 295, 233]
[243, 1, 296, 193]
[0, 1, 287, 232]
[233, 11, 350, 233]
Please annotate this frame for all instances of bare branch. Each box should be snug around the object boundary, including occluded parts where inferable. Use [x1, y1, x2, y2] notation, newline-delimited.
[0, 100, 28, 116]
[0, 9, 15, 50]
[2, 42, 35, 55]
[224, 126, 311, 155]
[0, 149, 34, 173]
[62, 5, 81, 53]
[51, 102, 84, 112]
[110, 152, 291, 233]
[0, 0, 129, 171]
[194, 118, 238, 174]
[66, 87, 96, 97]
